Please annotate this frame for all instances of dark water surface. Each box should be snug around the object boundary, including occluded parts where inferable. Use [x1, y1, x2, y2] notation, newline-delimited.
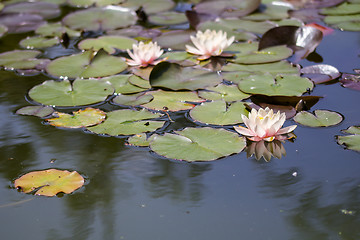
[1, 13, 360, 240]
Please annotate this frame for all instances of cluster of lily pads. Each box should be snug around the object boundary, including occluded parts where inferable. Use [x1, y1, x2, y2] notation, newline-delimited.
[1, 0, 359, 195]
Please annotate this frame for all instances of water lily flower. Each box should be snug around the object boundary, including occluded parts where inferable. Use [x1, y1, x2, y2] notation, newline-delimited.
[234, 107, 297, 142]
[185, 29, 235, 60]
[126, 41, 164, 67]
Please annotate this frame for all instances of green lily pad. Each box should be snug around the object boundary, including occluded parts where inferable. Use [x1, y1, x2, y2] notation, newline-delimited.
[87, 109, 165, 136]
[241, 3, 290, 21]
[150, 62, 222, 90]
[238, 74, 314, 96]
[148, 11, 188, 25]
[232, 45, 293, 64]
[337, 126, 360, 152]
[154, 30, 194, 50]
[46, 50, 127, 79]
[0, 24, 8, 37]
[321, 2, 360, 15]
[36, 22, 81, 37]
[2, 2, 60, 19]
[149, 127, 246, 162]
[28, 79, 114, 107]
[141, 90, 204, 111]
[121, 0, 175, 14]
[113, 92, 153, 106]
[332, 21, 360, 31]
[324, 14, 360, 25]
[127, 133, 150, 147]
[63, 7, 137, 31]
[15, 106, 54, 118]
[100, 74, 149, 94]
[294, 110, 343, 127]
[195, 0, 260, 18]
[20, 36, 59, 49]
[14, 169, 84, 197]
[78, 36, 137, 54]
[198, 84, 250, 101]
[68, 0, 123, 7]
[46, 108, 106, 128]
[189, 100, 249, 126]
[0, 50, 49, 70]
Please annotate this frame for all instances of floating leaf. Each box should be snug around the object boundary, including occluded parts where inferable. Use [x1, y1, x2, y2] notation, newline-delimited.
[29, 79, 114, 107]
[20, 36, 59, 49]
[189, 100, 249, 125]
[68, 0, 123, 7]
[0, 13, 46, 33]
[63, 7, 137, 31]
[198, 84, 250, 101]
[0, 50, 49, 70]
[46, 50, 127, 79]
[241, 3, 290, 21]
[16, 106, 54, 118]
[78, 36, 137, 54]
[294, 110, 343, 127]
[46, 108, 106, 128]
[238, 74, 314, 96]
[337, 126, 360, 152]
[14, 169, 84, 197]
[321, 2, 360, 15]
[100, 74, 149, 94]
[121, 0, 175, 14]
[340, 73, 360, 91]
[300, 64, 340, 84]
[150, 127, 246, 162]
[87, 109, 165, 136]
[154, 30, 194, 50]
[150, 62, 222, 90]
[35, 22, 81, 38]
[2, 2, 60, 19]
[195, 0, 260, 18]
[141, 90, 204, 111]
[112, 92, 153, 106]
[127, 133, 150, 147]
[148, 11, 188, 25]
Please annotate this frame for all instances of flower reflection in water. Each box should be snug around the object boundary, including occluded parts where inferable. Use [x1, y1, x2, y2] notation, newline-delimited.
[245, 140, 287, 162]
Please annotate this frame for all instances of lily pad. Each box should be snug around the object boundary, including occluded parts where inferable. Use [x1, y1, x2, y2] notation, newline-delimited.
[340, 73, 360, 91]
[63, 7, 137, 31]
[78, 36, 137, 54]
[20, 36, 59, 49]
[46, 50, 127, 79]
[198, 84, 250, 101]
[36, 22, 81, 38]
[321, 2, 360, 15]
[238, 74, 314, 96]
[141, 90, 204, 111]
[300, 64, 340, 84]
[87, 109, 165, 136]
[15, 106, 54, 118]
[100, 74, 149, 94]
[0, 13, 46, 33]
[150, 62, 222, 90]
[121, 0, 175, 14]
[337, 126, 360, 152]
[14, 169, 84, 197]
[127, 133, 150, 147]
[195, 0, 260, 18]
[189, 100, 249, 125]
[149, 127, 246, 162]
[2, 2, 60, 19]
[154, 30, 194, 50]
[113, 92, 154, 106]
[148, 11, 188, 25]
[0, 50, 49, 70]
[28, 79, 114, 107]
[46, 108, 106, 128]
[68, 0, 123, 7]
[294, 110, 343, 127]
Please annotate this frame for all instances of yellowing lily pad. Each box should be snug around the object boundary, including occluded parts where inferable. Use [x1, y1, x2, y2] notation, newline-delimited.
[28, 79, 114, 107]
[189, 100, 249, 126]
[46, 108, 106, 128]
[337, 126, 360, 152]
[149, 127, 247, 162]
[46, 50, 127, 79]
[294, 110, 343, 127]
[14, 169, 84, 197]
[87, 109, 165, 136]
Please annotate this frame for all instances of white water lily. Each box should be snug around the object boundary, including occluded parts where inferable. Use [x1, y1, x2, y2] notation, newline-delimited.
[126, 41, 164, 67]
[234, 107, 297, 142]
[185, 29, 235, 60]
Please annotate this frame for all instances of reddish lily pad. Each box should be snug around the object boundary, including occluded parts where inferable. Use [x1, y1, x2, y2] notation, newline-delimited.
[340, 73, 360, 91]
[14, 169, 84, 197]
[46, 108, 106, 128]
[301, 64, 340, 84]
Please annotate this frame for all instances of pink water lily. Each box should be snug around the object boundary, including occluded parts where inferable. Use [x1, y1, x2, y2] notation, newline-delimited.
[234, 107, 297, 142]
[126, 41, 164, 67]
[185, 29, 235, 60]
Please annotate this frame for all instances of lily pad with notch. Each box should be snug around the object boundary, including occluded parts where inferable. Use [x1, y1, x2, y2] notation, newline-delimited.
[189, 100, 249, 125]
[0, 50, 49, 70]
[198, 83, 250, 102]
[294, 110, 343, 127]
[28, 78, 114, 107]
[100, 74, 149, 94]
[14, 169, 84, 197]
[149, 127, 247, 162]
[113, 92, 153, 106]
[78, 36, 137, 54]
[87, 109, 165, 136]
[337, 126, 360, 152]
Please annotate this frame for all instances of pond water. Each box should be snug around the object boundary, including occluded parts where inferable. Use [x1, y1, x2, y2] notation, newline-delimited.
[1, 1, 360, 240]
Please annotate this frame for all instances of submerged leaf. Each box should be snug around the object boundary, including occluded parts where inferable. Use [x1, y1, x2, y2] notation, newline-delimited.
[14, 169, 84, 197]
[150, 127, 246, 162]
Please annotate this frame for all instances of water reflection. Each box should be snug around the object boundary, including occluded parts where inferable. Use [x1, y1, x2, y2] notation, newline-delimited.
[245, 140, 287, 162]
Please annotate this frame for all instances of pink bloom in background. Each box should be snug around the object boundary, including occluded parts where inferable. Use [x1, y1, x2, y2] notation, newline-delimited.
[185, 29, 235, 60]
[126, 41, 164, 67]
[234, 107, 297, 142]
